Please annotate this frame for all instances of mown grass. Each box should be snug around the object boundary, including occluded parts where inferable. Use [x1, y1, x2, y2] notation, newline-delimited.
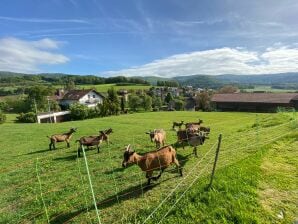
[78, 84, 151, 92]
[0, 111, 297, 223]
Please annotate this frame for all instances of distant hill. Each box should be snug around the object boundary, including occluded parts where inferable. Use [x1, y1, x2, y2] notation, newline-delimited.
[215, 73, 298, 84]
[142, 73, 298, 89]
[1, 71, 297, 89]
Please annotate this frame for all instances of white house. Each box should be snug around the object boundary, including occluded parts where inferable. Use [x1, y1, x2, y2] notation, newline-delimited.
[59, 89, 105, 108]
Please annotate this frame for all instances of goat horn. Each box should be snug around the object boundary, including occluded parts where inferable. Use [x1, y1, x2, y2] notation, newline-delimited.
[126, 144, 131, 151]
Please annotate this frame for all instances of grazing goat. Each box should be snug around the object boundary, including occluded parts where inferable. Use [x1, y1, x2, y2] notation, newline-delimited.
[185, 119, 203, 132]
[176, 129, 196, 149]
[172, 121, 184, 130]
[122, 144, 183, 185]
[146, 129, 166, 148]
[187, 132, 207, 157]
[177, 130, 208, 156]
[90, 128, 113, 144]
[48, 128, 77, 150]
[76, 131, 108, 157]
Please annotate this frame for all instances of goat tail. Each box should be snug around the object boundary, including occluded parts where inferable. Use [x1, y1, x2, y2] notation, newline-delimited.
[46, 136, 51, 139]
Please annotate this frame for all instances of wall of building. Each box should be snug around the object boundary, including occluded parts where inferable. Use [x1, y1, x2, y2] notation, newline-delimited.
[214, 102, 295, 112]
[79, 91, 103, 105]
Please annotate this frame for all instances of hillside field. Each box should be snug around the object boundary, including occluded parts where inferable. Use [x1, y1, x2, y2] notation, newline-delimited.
[77, 84, 151, 92]
[0, 111, 297, 223]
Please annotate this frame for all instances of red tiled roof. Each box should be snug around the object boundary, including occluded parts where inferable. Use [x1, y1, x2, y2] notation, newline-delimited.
[211, 93, 298, 104]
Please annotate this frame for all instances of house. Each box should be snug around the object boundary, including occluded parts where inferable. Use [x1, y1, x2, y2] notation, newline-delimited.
[59, 89, 105, 109]
[211, 93, 298, 112]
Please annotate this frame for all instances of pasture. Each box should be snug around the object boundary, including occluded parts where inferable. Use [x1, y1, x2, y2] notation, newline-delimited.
[77, 84, 151, 92]
[0, 111, 297, 223]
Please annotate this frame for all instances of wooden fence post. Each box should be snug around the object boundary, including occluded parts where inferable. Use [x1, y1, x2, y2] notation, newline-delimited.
[208, 134, 222, 190]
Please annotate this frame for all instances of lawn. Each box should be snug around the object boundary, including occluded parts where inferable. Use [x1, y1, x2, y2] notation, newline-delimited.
[78, 84, 151, 93]
[0, 111, 297, 223]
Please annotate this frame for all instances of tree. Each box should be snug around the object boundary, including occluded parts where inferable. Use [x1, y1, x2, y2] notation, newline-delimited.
[196, 92, 212, 111]
[0, 110, 6, 124]
[142, 95, 152, 111]
[64, 79, 76, 91]
[107, 88, 120, 115]
[128, 94, 142, 111]
[164, 92, 174, 104]
[218, 85, 239, 93]
[25, 85, 55, 112]
[174, 99, 185, 111]
[70, 103, 89, 120]
[152, 96, 162, 110]
[120, 97, 125, 112]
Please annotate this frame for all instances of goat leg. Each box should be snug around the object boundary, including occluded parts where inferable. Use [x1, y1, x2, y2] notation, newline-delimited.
[66, 141, 70, 148]
[97, 145, 100, 153]
[77, 146, 81, 157]
[49, 143, 52, 150]
[193, 147, 198, 157]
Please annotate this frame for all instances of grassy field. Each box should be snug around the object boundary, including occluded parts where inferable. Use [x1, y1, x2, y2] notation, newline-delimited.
[0, 111, 297, 223]
[77, 84, 151, 92]
[243, 85, 297, 93]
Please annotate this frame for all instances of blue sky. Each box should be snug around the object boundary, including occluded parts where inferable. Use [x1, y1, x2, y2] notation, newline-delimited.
[0, 0, 298, 77]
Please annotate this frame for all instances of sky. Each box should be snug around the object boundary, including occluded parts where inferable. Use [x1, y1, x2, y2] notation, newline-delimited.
[0, 0, 298, 77]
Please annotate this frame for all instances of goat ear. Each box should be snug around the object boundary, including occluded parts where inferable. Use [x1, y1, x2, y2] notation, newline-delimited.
[145, 132, 150, 134]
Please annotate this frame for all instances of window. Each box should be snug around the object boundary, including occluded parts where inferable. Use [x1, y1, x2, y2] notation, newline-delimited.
[88, 95, 90, 98]
[93, 94, 96, 98]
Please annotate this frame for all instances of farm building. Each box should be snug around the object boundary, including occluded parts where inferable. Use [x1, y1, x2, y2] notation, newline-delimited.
[211, 93, 298, 112]
[59, 89, 105, 109]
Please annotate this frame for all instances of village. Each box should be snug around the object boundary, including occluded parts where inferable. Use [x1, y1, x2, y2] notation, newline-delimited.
[34, 85, 298, 123]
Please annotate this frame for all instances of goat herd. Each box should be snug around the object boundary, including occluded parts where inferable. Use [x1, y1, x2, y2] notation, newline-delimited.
[47, 119, 210, 185]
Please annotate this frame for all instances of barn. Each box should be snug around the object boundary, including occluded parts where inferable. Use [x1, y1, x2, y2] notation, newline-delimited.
[211, 93, 298, 112]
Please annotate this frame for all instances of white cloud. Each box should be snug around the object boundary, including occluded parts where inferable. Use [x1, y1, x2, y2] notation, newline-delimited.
[0, 37, 69, 73]
[104, 46, 298, 77]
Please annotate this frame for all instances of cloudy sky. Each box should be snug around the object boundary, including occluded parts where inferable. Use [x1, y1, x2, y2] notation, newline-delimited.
[0, 0, 298, 77]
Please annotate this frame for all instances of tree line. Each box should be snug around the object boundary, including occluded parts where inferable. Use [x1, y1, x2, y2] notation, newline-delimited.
[0, 72, 150, 86]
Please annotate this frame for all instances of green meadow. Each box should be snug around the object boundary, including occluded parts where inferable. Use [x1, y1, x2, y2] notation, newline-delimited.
[0, 111, 297, 223]
[78, 84, 151, 92]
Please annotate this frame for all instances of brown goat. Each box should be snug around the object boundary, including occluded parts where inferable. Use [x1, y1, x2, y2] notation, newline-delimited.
[176, 129, 196, 149]
[47, 128, 77, 150]
[122, 144, 182, 185]
[89, 128, 113, 144]
[145, 129, 166, 148]
[76, 131, 108, 157]
[185, 119, 203, 132]
[176, 130, 208, 156]
[172, 121, 184, 129]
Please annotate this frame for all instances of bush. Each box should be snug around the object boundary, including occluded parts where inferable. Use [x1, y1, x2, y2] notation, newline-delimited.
[16, 112, 36, 123]
[174, 99, 185, 111]
[0, 110, 6, 124]
[70, 103, 89, 120]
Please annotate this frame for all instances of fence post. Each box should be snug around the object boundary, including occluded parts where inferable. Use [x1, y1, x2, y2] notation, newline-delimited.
[81, 145, 102, 224]
[208, 134, 222, 190]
